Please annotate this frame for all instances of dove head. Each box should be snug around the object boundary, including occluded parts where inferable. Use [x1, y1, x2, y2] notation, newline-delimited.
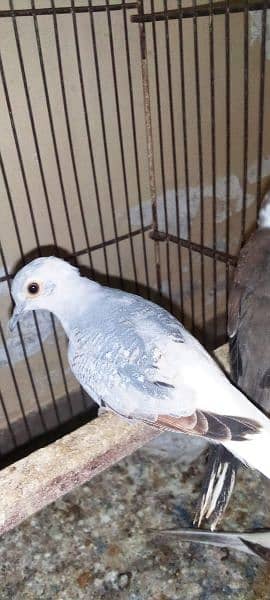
[9, 256, 98, 334]
[258, 191, 270, 229]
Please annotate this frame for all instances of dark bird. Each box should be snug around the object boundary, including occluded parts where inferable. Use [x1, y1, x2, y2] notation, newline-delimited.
[195, 190, 270, 530]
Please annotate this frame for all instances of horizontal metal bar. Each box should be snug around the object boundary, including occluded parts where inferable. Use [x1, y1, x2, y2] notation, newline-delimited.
[73, 225, 152, 258]
[0, 2, 136, 18]
[149, 230, 237, 266]
[0, 225, 152, 284]
[131, 0, 270, 23]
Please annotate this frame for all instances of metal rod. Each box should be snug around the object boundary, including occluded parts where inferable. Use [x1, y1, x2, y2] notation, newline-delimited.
[241, 0, 249, 242]
[9, 0, 73, 421]
[149, 230, 237, 267]
[50, 0, 100, 410]
[0, 244, 32, 442]
[122, 1, 150, 297]
[87, 0, 123, 287]
[1, 224, 237, 287]
[0, 391, 17, 448]
[0, 3, 137, 18]
[0, 54, 58, 429]
[70, 0, 109, 283]
[0, 242, 50, 434]
[31, 0, 81, 415]
[50, 0, 93, 274]
[177, 0, 195, 332]
[0, 321, 31, 442]
[137, 0, 161, 296]
[209, 0, 218, 345]
[163, 0, 184, 318]
[0, 226, 153, 286]
[150, 0, 173, 312]
[104, 0, 138, 290]
[131, 1, 270, 23]
[225, 0, 231, 317]
[192, 0, 206, 339]
[256, 1, 267, 214]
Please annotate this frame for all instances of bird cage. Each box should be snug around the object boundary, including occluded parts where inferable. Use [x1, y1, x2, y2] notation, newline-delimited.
[1, 0, 270, 468]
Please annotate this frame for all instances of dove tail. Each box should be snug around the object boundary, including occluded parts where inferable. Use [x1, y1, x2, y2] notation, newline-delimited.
[157, 528, 253, 555]
[194, 446, 239, 530]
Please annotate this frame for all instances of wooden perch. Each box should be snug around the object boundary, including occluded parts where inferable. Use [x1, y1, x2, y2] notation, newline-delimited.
[0, 413, 159, 536]
[0, 344, 230, 536]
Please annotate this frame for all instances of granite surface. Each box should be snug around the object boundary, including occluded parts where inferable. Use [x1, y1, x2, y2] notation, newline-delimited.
[1, 432, 270, 600]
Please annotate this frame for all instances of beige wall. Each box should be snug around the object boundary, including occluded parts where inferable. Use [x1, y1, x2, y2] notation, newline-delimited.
[1, 1, 270, 434]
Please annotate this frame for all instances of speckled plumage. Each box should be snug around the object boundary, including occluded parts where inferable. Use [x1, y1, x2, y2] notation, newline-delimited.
[9, 256, 270, 486]
[67, 289, 190, 420]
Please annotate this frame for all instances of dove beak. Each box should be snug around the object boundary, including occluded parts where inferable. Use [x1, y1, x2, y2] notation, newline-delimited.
[9, 303, 26, 331]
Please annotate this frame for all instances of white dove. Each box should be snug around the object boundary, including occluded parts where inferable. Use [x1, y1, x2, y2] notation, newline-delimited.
[9, 257, 270, 485]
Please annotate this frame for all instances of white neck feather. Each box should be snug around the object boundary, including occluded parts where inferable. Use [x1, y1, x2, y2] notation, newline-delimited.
[52, 277, 101, 336]
[258, 194, 270, 229]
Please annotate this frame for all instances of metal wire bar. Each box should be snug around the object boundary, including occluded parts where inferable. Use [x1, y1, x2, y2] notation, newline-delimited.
[0, 56, 60, 429]
[87, 0, 123, 287]
[0, 157, 61, 429]
[104, 0, 138, 290]
[256, 1, 267, 214]
[131, 1, 270, 23]
[163, 0, 184, 319]
[31, 0, 90, 413]
[0, 390, 17, 448]
[122, 2, 150, 297]
[177, 0, 195, 332]
[0, 3, 137, 18]
[10, 0, 57, 249]
[192, 0, 206, 339]
[50, 0, 93, 273]
[150, 0, 173, 312]
[31, 1, 76, 256]
[50, 0, 102, 410]
[0, 320, 31, 442]
[1, 223, 238, 285]
[137, 0, 161, 296]
[149, 230, 237, 267]
[0, 243, 32, 441]
[209, 0, 217, 345]
[9, 0, 74, 420]
[241, 0, 249, 243]
[0, 226, 153, 286]
[70, 0, 109, 282]
[225, 0, 231, 315]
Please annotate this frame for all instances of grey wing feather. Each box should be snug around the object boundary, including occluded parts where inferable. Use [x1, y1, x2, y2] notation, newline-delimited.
[68, 290, 195, 420]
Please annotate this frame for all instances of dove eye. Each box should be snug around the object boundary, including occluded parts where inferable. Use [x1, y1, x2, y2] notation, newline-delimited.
[27, 282, 40, 295]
